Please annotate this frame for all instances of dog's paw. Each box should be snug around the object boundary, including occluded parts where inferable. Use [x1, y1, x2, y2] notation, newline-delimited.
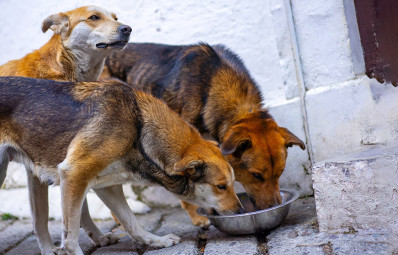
[97, 232, 119, 247]
[52, 247, 67, 255]
[191, 215, 210, 229]
[142, 233, 181, 248]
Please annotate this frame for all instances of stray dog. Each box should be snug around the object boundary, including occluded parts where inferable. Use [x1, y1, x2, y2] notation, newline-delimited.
[0, 76, 242, 254]
[0, 6, 132, 254]
[0, 5, 131, 81]
[102, 43, 306, 226]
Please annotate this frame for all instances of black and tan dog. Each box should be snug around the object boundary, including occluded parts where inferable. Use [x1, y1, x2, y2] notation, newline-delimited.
[0, 6, 132, 253]
[0, 76, 242, 254]
[102, 42, 306, 226]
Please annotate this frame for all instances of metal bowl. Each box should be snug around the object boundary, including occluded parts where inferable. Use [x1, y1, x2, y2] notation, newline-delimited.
[197, 189, 299, 235]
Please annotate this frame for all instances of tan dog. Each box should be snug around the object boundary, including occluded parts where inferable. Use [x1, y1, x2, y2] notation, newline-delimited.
[0, 6, 131, 81]
[0, 76, 242, 254]
[102, 43, 306, 226]
[0, 6, 131, 254]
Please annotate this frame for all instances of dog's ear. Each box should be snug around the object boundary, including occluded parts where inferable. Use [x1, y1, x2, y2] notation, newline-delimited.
[221, 128, 252, 158]
[42, 12, 70, 38]
[278, 127, 306, 150]
[172, 155, 204, 176]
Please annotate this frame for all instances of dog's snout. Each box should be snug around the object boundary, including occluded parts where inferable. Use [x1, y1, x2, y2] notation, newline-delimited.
[119, 25, 132, 36]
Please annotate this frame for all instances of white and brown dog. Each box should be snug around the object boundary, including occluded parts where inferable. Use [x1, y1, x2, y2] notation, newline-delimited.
[0, 6, 132, 254]
[0, 77, 243, 254]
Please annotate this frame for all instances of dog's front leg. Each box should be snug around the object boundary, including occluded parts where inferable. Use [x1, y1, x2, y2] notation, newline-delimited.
[94, 185, 181, 248]
[80, 198, 119, 247]
[26, 169, 55, 255]
[180, 200, 210, 228]
[57, 166, 90, 255]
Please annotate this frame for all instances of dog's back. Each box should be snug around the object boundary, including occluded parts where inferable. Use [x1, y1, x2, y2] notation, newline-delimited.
[0, 77, 137, 170]
[0, 77, 89, 168]
[104, 42, 261, 133]
[105, 43, 187, 97]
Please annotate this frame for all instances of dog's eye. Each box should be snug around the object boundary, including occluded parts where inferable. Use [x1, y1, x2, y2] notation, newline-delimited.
[89, 15, 100, 21]
[217, 184, 227, 190]
[252, 173, 264, 181]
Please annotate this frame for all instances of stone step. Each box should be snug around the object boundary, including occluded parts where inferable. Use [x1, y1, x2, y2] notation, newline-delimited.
[312, 144, 398, 240]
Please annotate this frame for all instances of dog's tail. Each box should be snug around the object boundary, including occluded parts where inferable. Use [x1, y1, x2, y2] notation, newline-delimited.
[0, 145, 12, 188]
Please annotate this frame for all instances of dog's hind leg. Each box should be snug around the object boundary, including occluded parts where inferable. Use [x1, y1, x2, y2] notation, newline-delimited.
[0, 145, 10, 188]
[80, 198, 119, 246]
[26, 169, 56, 255]
[94, 185, 181, 248]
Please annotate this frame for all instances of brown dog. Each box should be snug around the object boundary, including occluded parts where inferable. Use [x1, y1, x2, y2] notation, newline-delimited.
[102, 42, 306, 226]
[0, 5, 132, 254]
[0, 76, 242, 254]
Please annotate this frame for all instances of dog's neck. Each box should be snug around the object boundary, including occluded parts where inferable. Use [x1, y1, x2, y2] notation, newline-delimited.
[134, 90, 197, 173]
[203, 71, 263, 142]
[62, 42, 106, 82]
[43, 35, 106, 82]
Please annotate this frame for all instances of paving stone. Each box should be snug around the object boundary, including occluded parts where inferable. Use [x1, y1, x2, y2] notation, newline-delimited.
[266, 198, 394, 255]
[141, 187, 181, 208]
[280, 197, 316, 227]
[6, 220, 63, 255]
[93, 209, 169, 254]
[5, 220, 98, 255]
[154, 208, 200, 241]
[6, 235, 41, 255]
[0, 220, 33, 254]
[94, 219, 119, 235]
[0, 220, 13, 232]
[144, 240, 198, 255]
[91, 240, 141, 255]
[324, 232, 392, 255]
[204, 236, 258, 255]
[2, 197, 394, 255]
[136, 209, 165, 232]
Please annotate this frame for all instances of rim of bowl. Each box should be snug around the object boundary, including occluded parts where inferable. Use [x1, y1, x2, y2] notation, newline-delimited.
[197, 189, 300, 219]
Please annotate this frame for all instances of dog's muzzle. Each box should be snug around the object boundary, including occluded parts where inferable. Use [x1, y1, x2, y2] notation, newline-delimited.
[96, 25, 132, 49]
[96, 40, 128, 49]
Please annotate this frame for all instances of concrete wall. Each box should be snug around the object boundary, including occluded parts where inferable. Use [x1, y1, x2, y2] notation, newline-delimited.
[290, 0, 398, 163]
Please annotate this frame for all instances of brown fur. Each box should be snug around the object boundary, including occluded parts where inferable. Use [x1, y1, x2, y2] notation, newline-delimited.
[103, 43, 306, 215]
[0, 77, 241, 253]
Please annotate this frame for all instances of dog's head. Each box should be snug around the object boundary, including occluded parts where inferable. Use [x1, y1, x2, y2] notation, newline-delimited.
[170, 139, 243, 215]
[42, 6, 131, 52]
[220, 110, 305, 209]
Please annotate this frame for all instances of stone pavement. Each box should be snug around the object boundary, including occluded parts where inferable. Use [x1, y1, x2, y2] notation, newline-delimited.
[0, 197, 396, 255]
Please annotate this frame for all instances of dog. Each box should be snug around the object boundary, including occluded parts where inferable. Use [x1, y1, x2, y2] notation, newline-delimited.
[102, 42, 306, 226]
[0, 6, 132, 81]
[0, 76, 242, 254]
[0, 6, 132, 254]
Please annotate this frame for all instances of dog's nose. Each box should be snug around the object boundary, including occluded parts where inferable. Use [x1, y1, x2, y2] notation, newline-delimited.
[119, 25, 132, 36]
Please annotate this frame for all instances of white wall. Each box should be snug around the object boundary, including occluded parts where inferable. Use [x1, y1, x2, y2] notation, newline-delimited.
[290, 0, 398, 162]
[0, 0, 287, 106]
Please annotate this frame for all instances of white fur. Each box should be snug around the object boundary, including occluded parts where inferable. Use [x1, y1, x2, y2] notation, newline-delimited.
[62, 7, 127, 81]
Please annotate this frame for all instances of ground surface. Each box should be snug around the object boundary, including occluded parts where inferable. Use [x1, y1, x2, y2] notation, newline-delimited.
[0, 197, 395, 255]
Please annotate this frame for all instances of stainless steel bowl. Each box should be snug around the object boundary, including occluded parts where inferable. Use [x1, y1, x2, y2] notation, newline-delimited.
[197, 189, 299, 235]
